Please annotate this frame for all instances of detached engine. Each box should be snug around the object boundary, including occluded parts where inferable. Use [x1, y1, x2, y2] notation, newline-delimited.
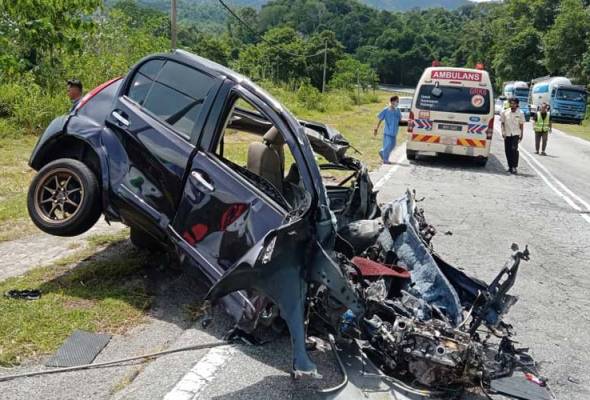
[363, 314, 484, 387]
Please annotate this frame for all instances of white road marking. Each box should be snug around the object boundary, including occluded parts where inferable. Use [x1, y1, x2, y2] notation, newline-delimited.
[494, 119, 590, 225]
[163, 345, 235, 400]
[374, 144, 407, 189]
[521, 147, 590, 211]
[519, 149, 590, 225]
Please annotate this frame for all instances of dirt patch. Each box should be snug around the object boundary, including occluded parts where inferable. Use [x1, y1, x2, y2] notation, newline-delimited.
[62, 298, 97, 309]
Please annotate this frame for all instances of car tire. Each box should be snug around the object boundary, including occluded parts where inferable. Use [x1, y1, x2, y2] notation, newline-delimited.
[406, 150, 417, 160]
[475, 157, 488, 167]
[27, 158, 102, 236]
[130, 226, 164, 252]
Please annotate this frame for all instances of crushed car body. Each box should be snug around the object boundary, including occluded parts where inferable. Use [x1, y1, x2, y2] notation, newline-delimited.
[27, 50, 553, 399]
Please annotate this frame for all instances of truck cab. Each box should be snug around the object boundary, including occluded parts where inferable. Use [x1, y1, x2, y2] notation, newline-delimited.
[531, 77, 587, 124]
[502, 81, 530, 121]
[550, 85, 587, 123]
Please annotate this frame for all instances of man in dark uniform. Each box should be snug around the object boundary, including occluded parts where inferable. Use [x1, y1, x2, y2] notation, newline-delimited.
[67, 79, 83, 112]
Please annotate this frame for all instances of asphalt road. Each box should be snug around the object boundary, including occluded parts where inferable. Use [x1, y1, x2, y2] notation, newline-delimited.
[1, 120, 589, 400]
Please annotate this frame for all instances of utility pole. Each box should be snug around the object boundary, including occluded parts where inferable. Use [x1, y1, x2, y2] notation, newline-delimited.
[356, 69, 360, 104]
[171, 0, 177, 49]
[322, 40, 328, 93]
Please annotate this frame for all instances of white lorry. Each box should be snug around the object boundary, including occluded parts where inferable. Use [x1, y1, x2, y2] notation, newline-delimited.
[529, 76, 587, 124]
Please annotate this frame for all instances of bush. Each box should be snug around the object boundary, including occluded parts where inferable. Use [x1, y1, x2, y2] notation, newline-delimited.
[0, 75, 68, 137]
[296, 83, 326, 112]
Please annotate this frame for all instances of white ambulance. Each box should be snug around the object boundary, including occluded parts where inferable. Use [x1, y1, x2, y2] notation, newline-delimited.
[407, 67, 495, 166]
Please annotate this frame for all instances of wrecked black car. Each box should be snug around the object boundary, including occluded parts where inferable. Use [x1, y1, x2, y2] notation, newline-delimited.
[27, 50, 553, 399]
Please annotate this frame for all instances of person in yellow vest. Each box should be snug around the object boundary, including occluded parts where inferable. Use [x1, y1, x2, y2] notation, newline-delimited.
[533, 102, 552, 155]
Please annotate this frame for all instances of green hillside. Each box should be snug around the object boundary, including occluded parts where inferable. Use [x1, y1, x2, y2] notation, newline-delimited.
[136, 0, 471, 13]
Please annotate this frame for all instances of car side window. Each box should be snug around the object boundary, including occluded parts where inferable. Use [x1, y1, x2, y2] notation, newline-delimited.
[126, 59, 216, 140]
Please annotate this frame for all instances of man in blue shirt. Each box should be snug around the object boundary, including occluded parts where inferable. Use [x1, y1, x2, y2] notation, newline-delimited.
[374, 96, 401, 164]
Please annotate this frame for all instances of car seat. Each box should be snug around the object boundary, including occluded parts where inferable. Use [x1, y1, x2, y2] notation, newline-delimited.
[247, 127, 285, 193]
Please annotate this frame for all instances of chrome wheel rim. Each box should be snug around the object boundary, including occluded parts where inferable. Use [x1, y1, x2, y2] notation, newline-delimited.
[34, 168, 84, 224]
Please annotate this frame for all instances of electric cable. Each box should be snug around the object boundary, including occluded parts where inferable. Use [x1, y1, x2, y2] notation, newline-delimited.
[217, 0, 327, 59]
[317, 334, 348, 394]
[0, 341, 230, 383]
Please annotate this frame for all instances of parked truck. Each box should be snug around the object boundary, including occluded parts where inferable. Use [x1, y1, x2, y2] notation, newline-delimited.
[529, 76, 587, 124]
[502, 81, 531, 121]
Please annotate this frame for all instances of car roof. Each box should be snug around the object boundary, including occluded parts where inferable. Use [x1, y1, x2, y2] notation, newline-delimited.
[138, 50, 285, 112]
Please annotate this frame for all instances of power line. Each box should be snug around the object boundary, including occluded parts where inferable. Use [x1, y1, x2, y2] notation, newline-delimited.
[217, 0, 327, 59]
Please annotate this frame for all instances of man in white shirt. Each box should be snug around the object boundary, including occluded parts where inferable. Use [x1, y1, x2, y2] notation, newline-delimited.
[500, 97, 525, 174]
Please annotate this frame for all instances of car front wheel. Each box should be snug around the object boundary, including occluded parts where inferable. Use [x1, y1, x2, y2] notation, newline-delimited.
[27, 158, 102, 236]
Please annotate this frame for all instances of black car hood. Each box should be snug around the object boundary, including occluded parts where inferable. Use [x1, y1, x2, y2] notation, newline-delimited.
[300, 121, 350, 164]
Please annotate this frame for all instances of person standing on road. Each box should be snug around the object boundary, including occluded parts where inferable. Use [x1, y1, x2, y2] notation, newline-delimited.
[374, 96, 402, 164]
[533, 102, 552, 156]
[67, 79, 83, 112]
[501, 97, 525, 174]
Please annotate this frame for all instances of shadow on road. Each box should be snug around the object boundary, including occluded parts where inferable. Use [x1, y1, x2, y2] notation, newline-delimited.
[410, 152, 536, 178]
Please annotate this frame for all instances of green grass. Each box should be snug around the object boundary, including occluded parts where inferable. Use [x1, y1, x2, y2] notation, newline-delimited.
[0, 229, 155, 366]
[554, 120, 590, 142]
[0, 135, 38, 241]
[295, 90, 405, 170]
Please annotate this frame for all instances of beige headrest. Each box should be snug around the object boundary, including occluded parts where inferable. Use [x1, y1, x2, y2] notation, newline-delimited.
[263, 127, 285, 146]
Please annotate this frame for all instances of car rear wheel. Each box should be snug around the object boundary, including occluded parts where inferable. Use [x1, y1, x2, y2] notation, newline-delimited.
[27, 158, 102, 236]
[406, 150, 417, 160]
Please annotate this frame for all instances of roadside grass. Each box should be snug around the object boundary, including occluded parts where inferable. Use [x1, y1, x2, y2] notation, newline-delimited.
[295, 90, 407, 170]
[554, 121, 590, 142]
[0, 229, 157, 366]
[0, 135, 38, 241]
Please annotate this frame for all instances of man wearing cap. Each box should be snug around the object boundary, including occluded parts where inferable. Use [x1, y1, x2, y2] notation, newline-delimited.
[500, 97, 525, 174]
[67, 79, 83, 112]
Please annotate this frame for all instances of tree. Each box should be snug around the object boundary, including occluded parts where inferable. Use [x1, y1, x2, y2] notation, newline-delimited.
[330, 55, 378, 90]
[544, 0, 590, 81]
[227, 7, 259, 45]
[0, 0, 101, 76]
[304, 30, 345, 89]
[492, 26, 547, 84]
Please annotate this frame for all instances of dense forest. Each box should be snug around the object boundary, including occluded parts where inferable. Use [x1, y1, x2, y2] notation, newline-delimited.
[1, 0, 590, 137]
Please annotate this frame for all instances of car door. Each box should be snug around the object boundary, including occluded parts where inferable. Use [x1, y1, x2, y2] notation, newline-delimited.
[105, 58, 222, 236]
[170, 87, 290, 283]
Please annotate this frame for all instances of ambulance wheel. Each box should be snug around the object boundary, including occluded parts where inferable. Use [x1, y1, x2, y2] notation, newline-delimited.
[475, 156, 488, 167]
[406, 150, 417, 160]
